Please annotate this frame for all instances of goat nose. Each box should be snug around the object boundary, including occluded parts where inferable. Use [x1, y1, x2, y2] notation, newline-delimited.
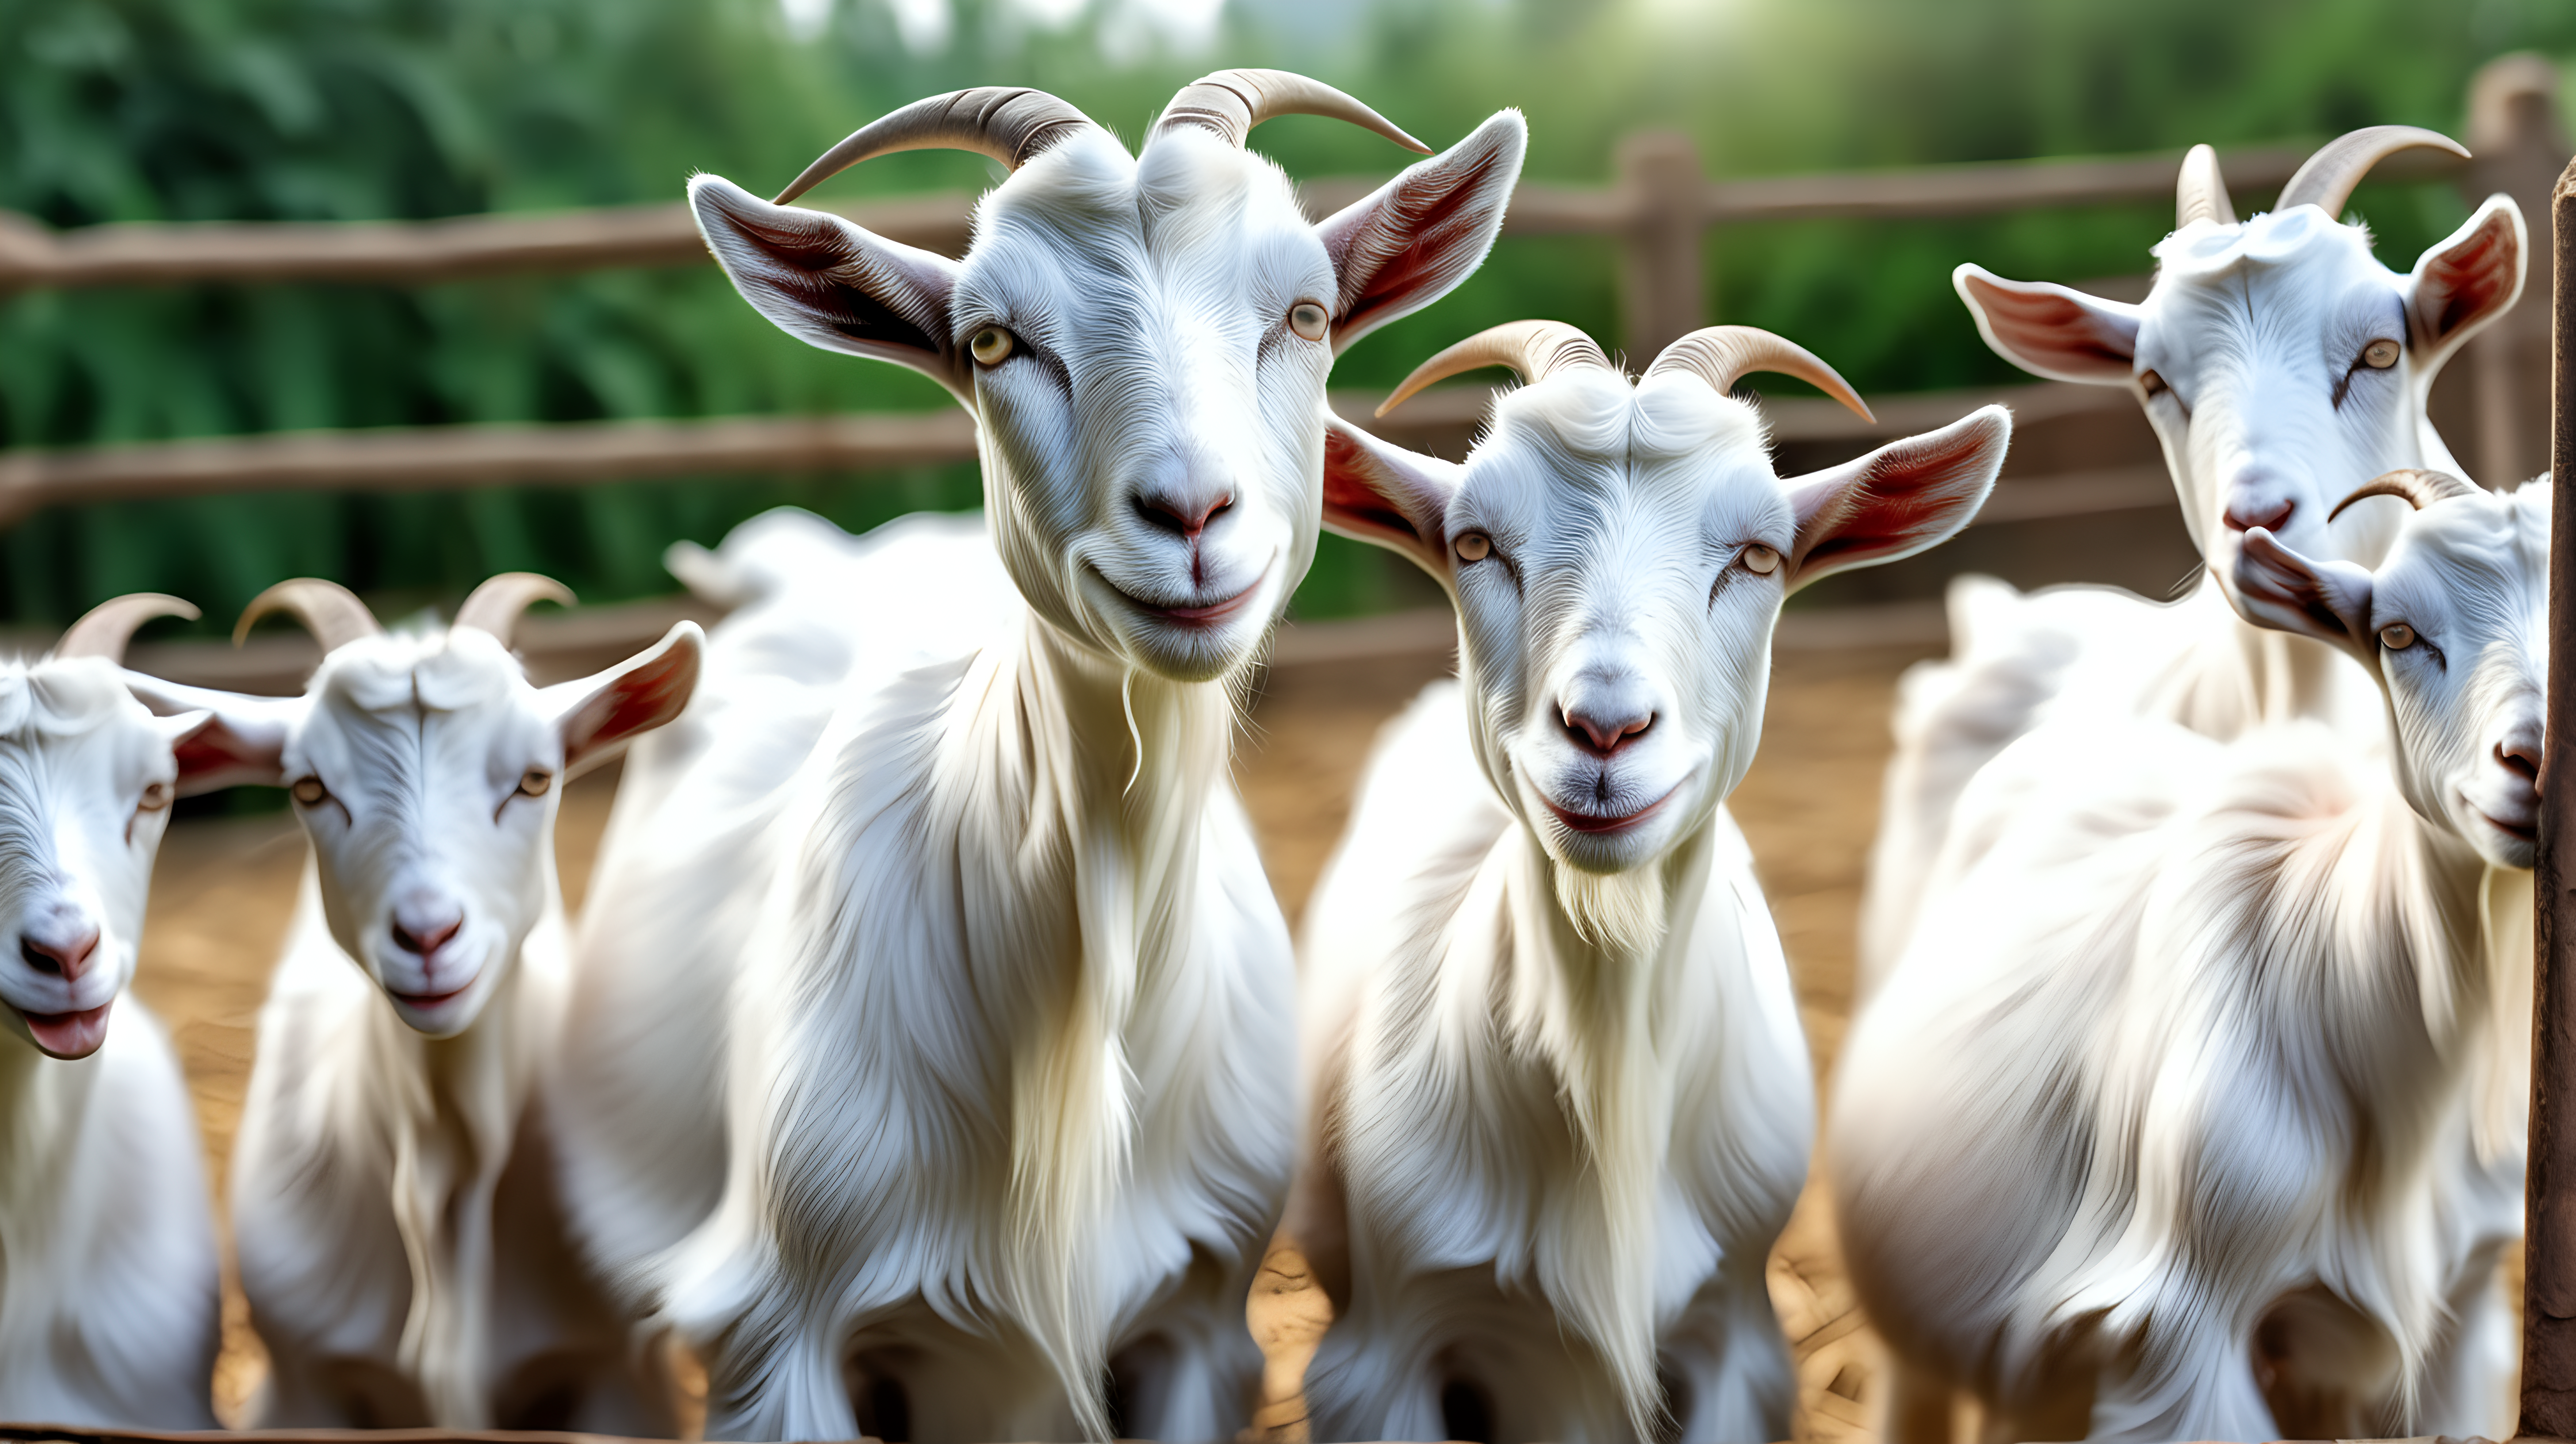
[2223, 495, 2295, 533]
[2500, 737, 2544, 792]
[1134, 489, 1233, 539]
[391, 910, 464, 958]
[1563, 705, 1653, 756]
[19, 927, 100, 980]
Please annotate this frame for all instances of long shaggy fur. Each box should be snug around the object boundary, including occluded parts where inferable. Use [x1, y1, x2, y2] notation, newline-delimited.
[1834, 483, 2548, 1443]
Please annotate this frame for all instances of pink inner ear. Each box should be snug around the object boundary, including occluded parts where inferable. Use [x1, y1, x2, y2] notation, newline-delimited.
[1325, 135, 1516, 342]
[1322, 430, 1432, 547]
[1963, 276, 2135, 378]
[2419, 209, 2518, 343]
[569, 653, 696, 762]
[1796, 422, 1999, 576]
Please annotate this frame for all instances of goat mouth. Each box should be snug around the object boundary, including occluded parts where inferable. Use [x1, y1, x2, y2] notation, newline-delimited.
[1114, 562, 1273, 631]
[1546, 785, 1679, 836]
[19, 1001, 112, 1059]
[391, 985, 472, 1010]
[2477, 808, 2538, 844]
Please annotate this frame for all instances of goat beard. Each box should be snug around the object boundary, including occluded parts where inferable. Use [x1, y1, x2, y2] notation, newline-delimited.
[1552, 860, 1670, 960]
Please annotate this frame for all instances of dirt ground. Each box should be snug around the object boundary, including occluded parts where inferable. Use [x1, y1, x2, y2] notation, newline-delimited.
[130, 637, 1935, 1439]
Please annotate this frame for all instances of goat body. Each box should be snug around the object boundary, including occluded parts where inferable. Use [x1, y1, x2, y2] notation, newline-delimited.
[1834, 480, 2547, 1443]
[575, 512, 1290, 1441]
[0, 651, 218, 1427]
[1299, 684, 1810, 1444]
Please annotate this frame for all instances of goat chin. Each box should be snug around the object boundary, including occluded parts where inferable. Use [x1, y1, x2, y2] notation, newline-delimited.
[557, 512, 1293, 1443]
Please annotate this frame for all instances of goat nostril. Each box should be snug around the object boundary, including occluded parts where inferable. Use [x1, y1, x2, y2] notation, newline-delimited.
[1564, 710, 1653, 756]
[1135, 492, 1232, 539]
[2223, 497, 2295, 533]
[2501, 741, 2544, 788]
[391, 916, 464, 957]
[19, 929, 100, 979]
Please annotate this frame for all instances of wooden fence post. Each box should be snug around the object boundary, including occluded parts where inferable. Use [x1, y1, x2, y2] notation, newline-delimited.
[1616, 131, 1707, 363]
[2465, 54, 2570, 489]
[2525, 152, 2576, 1441]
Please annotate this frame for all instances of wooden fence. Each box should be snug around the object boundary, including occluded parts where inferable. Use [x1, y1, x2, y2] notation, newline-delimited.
[1, 56, 2564, 534]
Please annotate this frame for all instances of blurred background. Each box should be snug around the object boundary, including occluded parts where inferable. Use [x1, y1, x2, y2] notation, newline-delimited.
[6, 0, 2572, 637]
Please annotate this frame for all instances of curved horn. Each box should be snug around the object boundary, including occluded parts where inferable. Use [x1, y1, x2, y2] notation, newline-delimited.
[1376, 320, 1613, 418]
[2329, 468, 2481, 520]
[2277, 125, 2471, 220]
[453, 572, 575, 649]
[1646, 326, 1874, 424]
[773, 87, 1099, 205]
[1154, 69, 1429, 155]
[234, 579, 381, 653]
[54, 594, 199, 662]
[2176, 143, 2236, 228]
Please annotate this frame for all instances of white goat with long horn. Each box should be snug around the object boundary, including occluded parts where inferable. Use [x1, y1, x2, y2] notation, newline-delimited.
[1861, 127, 2526, 991]
[1834, 469, 2543, 1443]
[125, 576, 701, 1430]
[546, 70, 1526, 1442]
[0, 596, 222, 1428]
[1295, 322, 2010, 1444]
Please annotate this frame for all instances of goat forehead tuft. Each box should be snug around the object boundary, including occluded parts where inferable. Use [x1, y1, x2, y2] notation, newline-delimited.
[0, 658, 137, 741]
[314, 629, 525, 714]
[2153, 208, 2383, 285]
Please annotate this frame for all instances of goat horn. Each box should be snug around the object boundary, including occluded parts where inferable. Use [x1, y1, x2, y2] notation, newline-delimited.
[2328, 468, 2481, 520]
[454, 572, 575, 648]
[234, 578, 381, 653]
[2277, 126, 2470, 220]
[1376, 320, 1613, 418]
[773, 88, 1099, 205]
[54, 594, 199, 662]
[1154, 69, 1429, 155]
[1647, 326, 1874, 424]
[2176, 143, 2236, 228]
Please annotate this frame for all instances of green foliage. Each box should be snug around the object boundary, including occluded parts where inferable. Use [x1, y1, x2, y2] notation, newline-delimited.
[2, 0, 2570, 630]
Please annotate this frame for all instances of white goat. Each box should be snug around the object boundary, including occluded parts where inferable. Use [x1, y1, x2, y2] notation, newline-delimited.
[1859, 127, 2527, 989]
[1295, 321, 2010, 1444]
[546, 71, 1526, 1442]
[0, 595, 220, 1428]
[1832, 469, 2543, 1444]
[127, 576, 702, 1430]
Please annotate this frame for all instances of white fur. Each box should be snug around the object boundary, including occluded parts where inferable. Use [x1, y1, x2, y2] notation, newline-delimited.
[549, 100, 1525, 1442]
[0, 653, 218, 1426]
[1860, 195, 2526, 994]
[1300, 356, 2009, 1443]
[133, 618, 700, 1429]
[1832, 480, 2547, 1443]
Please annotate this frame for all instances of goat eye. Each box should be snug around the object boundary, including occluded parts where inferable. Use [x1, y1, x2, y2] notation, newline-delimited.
[290, 777, 328, 806]
[2361, 339, 2401, 370]
[518, 768, 554, 798]
[137, 782, 172, 813]
[1740, 543, 1782, 576]
[2379, 622, 2416, 650]
[1454, 531, 1492, 563]
[2138, 369, 2168, 396]
[1288, 302, 1330, 342]
[969, 327, 1015, 366]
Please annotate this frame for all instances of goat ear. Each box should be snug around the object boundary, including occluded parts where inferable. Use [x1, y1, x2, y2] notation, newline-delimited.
[2232, 527, 2378, 663]
[546, 622, 703, 780]
[1780, 405, 2011, 594]
[1954, 265, 2140, 385]
[1322, 415, 1464, 578]
[2408, 195, 2524, 375]
[690, 176, 968, 400]
[120, 674, 296, 795]
[1316, 111, 1526, 355]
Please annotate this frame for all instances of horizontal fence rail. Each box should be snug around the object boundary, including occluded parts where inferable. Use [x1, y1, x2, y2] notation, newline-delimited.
[0, 146, 2469, 292]
[0, 381, 2147, 526]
